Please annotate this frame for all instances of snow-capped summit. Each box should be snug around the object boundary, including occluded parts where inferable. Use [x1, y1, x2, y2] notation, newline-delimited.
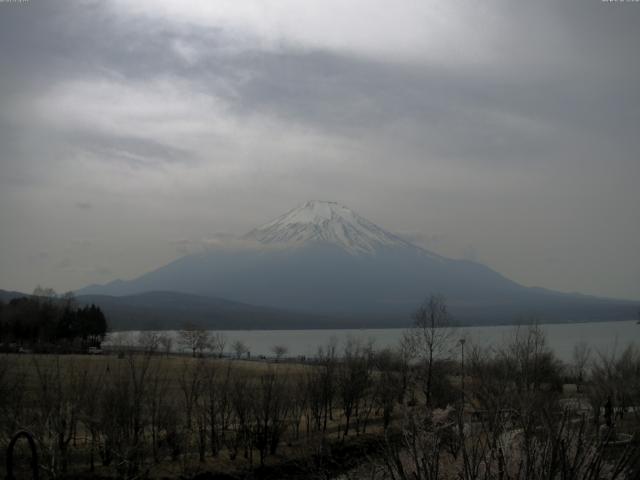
[244, 200, 414, 254]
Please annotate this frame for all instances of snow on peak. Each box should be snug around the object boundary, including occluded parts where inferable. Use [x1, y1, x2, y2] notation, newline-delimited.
[245, 201, 416, 254]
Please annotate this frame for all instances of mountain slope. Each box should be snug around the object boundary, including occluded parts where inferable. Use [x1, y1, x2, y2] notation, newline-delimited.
[75, 291, 346, 330]
[77, 201, 638, 325]
[0, 289, 28, 303]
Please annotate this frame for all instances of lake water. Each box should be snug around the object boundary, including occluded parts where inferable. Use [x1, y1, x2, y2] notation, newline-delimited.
[109, 320, 639, 362]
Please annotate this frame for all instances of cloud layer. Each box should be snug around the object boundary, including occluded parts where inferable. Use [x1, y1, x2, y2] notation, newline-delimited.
[0, 0, 638, 300]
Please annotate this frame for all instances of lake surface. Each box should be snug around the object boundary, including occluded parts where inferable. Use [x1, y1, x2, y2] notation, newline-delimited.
[109, 320, 639, 362]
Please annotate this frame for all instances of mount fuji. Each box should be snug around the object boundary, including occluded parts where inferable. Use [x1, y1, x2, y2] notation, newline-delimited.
[77, 201, 636, 328]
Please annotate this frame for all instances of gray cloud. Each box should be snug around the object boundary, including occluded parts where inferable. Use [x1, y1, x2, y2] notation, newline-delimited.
[0, 0, 638, 300]
[93, 266, 113, 277]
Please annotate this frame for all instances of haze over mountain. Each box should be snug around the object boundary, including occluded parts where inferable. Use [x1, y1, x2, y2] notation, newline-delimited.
[77, 201, 636, 327]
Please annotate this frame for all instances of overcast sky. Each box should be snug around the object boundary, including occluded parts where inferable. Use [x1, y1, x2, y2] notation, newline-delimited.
[0, 0, 639, 300]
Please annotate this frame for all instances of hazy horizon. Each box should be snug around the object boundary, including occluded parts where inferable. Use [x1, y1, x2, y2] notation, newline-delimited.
[1, 1, 639, 301]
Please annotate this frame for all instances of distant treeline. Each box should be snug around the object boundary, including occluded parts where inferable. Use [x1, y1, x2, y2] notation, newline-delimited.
[0, 287, 107, 350]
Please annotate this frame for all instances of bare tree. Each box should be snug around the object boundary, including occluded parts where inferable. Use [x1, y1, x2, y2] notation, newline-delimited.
[572, 341, 591, 393]
[381, 326, 639, 480]
[252, 370, 291, 466]
[158, 333, 173, 356]
[587, 344, 640, 428]
[406, 294, 454, 407]
[0, 356, 26, 447]
[338, 338, 373, 437]
[79, 361, 106, 472]
[271, 344, 288, 362]
[32, 285, 58, 299]
[178, 323, 211, 357]
[204, 361, 235, 457]
[372, 348, 403, 431]
[210, 332, 227, 358]
[144, 357, 172, 464]
[288, 374, 308, 440]
[138, 331, 161, 353]
[305, 367, 325, 435]
[229, 372, 252, 461]
[381, 407, 450, 480]
[60, 291, 78, 310]
[231, 339, 249, 359]
[32, 356, 86, 475]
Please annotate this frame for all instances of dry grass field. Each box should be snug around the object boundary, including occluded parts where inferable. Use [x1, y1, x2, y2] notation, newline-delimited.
[0, 350, 392, 479]
[1, 328, 639, 480]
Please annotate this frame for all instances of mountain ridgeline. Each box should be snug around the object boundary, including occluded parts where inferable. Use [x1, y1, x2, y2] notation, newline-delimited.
[76, 201, 637, 329]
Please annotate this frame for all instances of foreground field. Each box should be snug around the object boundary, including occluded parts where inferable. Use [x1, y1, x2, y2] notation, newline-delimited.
[1, 325, 640, 479]
[1, 349, 397, 479]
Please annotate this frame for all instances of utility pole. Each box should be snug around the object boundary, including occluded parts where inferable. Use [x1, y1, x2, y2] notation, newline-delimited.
[460, 338, 466, 412]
